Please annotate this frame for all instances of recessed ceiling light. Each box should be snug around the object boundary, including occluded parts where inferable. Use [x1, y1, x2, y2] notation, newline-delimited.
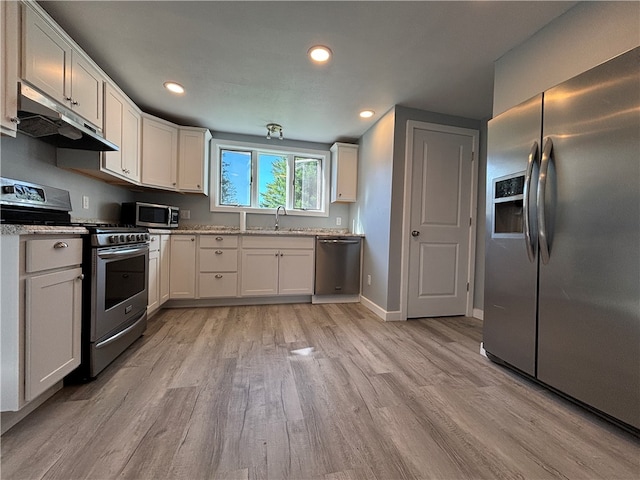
[359, 110, 375, 119]
[163, 82, 185, 94]
[308, 45, 332, 63]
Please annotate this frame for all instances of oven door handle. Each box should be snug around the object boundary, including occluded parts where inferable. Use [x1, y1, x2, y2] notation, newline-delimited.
[95, 311, 146, 349]
[97, 246, 148, 260]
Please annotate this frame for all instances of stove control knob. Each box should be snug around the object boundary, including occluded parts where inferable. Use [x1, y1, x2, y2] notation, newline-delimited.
[119, 235, 125, 242]
[136, 234, 142, 241]
[126, 234, 133, 241]
[144, 233, 150, 241]
[109, 235, 117, 244]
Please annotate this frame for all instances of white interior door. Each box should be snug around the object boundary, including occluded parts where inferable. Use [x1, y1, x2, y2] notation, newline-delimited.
[407, 127, 474, 318]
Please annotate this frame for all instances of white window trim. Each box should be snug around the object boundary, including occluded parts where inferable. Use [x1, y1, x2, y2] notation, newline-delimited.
[210, 139, 330, 217]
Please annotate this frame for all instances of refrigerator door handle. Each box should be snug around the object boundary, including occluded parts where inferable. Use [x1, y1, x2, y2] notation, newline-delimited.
[523, 141, 539, 262]
[537, 137, 553, 264]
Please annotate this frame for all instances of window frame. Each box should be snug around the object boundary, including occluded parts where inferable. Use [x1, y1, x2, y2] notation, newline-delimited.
[210, 139, 330, 217]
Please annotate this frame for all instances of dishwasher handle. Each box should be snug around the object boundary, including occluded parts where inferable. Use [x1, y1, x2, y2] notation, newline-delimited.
[318, 239, 360, 244]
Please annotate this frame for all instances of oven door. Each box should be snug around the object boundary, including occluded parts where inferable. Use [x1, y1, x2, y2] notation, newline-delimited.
[92, 244, 149, 342]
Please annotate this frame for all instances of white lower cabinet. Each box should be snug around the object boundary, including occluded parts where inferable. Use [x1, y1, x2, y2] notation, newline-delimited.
[198, 235, 239, 298]
[240, 236, 315, 296]
[169, 235, 196, 299]
[159, 235, 170, 304]
[147, 235, 160, 314]
[25, 267, 82, 401]
[1, 235, 83, 412]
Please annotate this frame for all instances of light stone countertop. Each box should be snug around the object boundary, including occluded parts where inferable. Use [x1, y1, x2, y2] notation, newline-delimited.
[1, 225, 89, 235]
[161, 225, 363, 237]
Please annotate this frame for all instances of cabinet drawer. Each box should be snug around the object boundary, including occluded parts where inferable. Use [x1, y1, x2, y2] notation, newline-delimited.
[199, 248, 238, 272]
[26, 238, 83, 273]
[199, 272, 238, 298]
[241, 236, 314, 250]
[200, 235, 238, 248]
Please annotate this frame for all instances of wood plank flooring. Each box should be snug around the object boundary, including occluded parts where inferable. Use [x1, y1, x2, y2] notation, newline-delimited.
[2, 303, 638, 479]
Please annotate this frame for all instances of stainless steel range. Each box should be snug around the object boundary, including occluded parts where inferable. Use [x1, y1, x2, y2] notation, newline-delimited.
[85, 225, 149, 379]
[0, 177, 149, 380]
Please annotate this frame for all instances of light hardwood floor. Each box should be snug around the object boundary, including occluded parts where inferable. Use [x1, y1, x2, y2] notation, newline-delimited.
[1, 303, 638, 479]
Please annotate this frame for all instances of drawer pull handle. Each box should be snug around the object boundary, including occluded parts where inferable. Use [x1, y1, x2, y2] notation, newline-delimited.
[215, 250, 223, 255]
[215, 236, 223, 241]
[54, 241, 68, 249]
[215, 274, 223, 279]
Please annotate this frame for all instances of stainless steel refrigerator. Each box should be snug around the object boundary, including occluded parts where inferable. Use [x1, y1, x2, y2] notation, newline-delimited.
[484, 46, 639, 431]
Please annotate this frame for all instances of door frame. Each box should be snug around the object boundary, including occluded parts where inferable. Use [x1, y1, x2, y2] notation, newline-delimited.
[400, 120, 479, 319]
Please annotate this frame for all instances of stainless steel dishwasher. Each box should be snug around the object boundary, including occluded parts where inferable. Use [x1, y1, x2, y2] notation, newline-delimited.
[315, 236, 362, 295]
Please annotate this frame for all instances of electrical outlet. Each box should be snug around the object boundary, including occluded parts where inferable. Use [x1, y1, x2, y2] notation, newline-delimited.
[336, 216, 342, 226]
[82, 195, 89, 209]
[180, 209, 191, 219]
[367, 275, 372, 286]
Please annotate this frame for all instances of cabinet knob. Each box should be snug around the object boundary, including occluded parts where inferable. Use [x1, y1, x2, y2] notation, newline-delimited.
[77, 274, 85, 280]
[53, 241, 69, 249]
[197, 184, 201, 188]
[215, 250, 223, 255]
[9, 117, 20, 125]
[65, 96, 73, 102]
[215, 236, 223, 241]
[280, 252, 284, 257]
[72, 100, 79, 106]
[191, 238, 195, 241]
[172, 182, 177, 186]
[215, 274, 223, 279]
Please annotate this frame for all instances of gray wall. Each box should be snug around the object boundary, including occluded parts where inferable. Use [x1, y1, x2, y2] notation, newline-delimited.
[350, 108, 395, 310]
[1, 134, 133, 220]
[493, 1, 640, 115]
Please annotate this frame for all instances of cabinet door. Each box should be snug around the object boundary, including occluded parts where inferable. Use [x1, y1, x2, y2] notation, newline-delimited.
[331, 143, 358, 203]
[142, 116, 178, 190]
[102, 84, 125, 176]
[1, 0, 19, 136]
[25, 267, 82, 401]
[178, 128, 210, 193]
[70, 51, 103, 126]
[169, 236, 196, 298]
[122, 103, 141, 182]
[278, 249, 315, 295]
[159, 235, 170, 304]
[240, 249, 279, 296]
[147, 249, 159, 314]
[22, 5, 71, 104]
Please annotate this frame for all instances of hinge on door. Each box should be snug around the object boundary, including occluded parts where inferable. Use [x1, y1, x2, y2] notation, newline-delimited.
[469, 217, 472, 227]
[471, 152, 475, 162]
[466, 282, 470, 292]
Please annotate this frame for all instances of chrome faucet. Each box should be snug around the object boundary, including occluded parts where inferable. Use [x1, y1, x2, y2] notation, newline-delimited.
[275, 205, 287, 230]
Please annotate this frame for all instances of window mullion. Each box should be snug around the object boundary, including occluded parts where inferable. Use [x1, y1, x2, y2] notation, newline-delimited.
[251, 150, 258, 208]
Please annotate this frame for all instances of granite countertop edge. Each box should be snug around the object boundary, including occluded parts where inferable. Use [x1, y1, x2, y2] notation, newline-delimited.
[1, 225, 90, 235]
[151, 226, 364, 237]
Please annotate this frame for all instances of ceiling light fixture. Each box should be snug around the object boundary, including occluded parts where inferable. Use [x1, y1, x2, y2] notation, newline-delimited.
[359, 110, 375, 119]
[308, 45, 332, 63]
[163, 81, 185, 94]
[266, 123, 283, 140]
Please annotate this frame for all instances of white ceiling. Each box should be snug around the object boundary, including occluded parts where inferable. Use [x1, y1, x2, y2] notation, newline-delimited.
[40, 1, 578, 144]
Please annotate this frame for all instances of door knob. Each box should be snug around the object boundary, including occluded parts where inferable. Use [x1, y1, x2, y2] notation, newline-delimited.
[411, 230, 420, 237]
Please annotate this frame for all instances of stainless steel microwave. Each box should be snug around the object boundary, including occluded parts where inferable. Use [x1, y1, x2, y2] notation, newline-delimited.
[121, 202, 179, 228]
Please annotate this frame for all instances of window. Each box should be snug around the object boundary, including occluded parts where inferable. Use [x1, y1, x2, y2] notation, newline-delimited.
[211, 140, 330, 216]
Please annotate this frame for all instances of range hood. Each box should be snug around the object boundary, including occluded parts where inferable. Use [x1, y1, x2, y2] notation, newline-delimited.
[17, 82, 119, 152]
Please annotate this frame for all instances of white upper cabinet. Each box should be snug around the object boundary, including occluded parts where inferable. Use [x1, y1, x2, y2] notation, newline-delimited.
[1, 0, 19, 136]
[103, 82, 140, 183]
[22, 3, 104, 128]
[178, 127, 211, 194]
[141, 114, 179, 191]
[330, 142, 358, 203]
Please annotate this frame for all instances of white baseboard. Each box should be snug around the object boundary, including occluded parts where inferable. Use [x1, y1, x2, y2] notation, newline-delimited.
[480, 341, 487, 357]
[473, 308, 484, 320]
[360, 295, 406, 322]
